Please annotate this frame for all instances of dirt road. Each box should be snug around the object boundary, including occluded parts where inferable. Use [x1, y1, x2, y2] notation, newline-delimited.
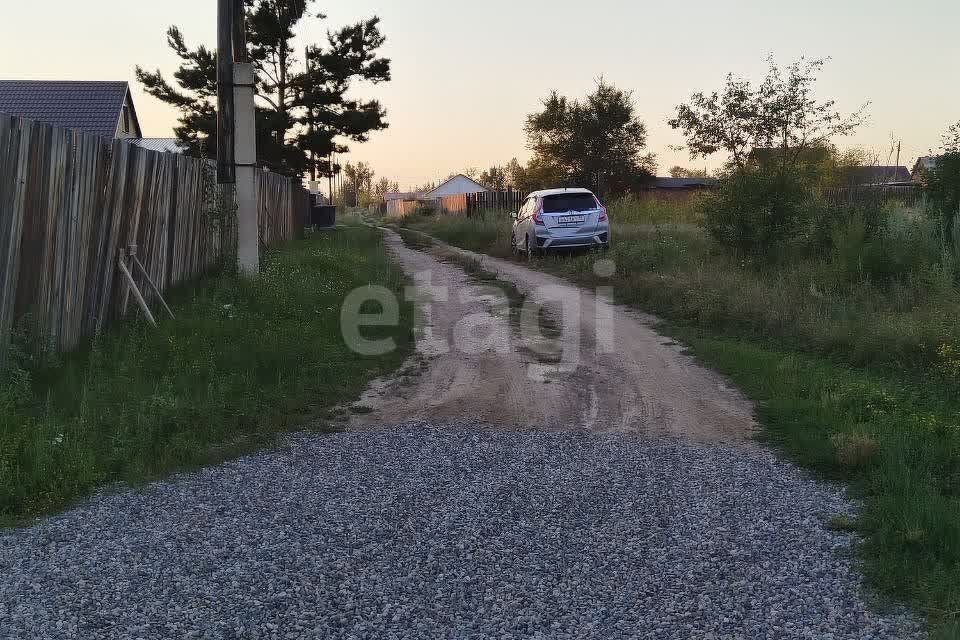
[349, 229, 755, 444]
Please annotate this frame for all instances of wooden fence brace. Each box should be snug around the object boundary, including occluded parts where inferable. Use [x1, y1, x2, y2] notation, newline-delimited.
[128, 245, 175, 320]
[117, 248, 157, 328]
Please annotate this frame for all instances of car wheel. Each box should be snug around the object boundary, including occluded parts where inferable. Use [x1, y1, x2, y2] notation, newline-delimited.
[525, 236, 534, 261]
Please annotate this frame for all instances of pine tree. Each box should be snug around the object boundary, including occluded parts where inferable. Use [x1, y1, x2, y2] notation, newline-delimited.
[136, 1, 391, 178]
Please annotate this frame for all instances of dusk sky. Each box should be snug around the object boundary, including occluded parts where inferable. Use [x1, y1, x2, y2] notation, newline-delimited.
[2, 1, 957, 188]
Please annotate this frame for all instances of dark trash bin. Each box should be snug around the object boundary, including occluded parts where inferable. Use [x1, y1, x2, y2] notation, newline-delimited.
[311, 205, 336, 228]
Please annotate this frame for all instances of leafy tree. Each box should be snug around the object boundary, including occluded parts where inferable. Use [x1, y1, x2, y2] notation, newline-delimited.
[373, 177, 400, 202]
[342, 161, 375, 206]
[524, 79, 656, 198]
[928, 121, 960, 250]
[943, 121, 960, 153]
[520, 157, 568, 194]
[669, 166, 710, 178]
[504, 158, 525, 189]
[668, 57, 866, 172]
[480, 165, 508, 191]
[136, 1, 391, 178]
[670, 57, 867, 259]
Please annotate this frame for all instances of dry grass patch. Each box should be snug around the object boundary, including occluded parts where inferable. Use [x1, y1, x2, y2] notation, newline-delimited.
[831, 431, 880, 468]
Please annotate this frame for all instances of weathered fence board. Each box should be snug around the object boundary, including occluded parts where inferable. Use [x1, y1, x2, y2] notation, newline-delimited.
[0, 114, 309, 358]
[437, 190, 523, 216]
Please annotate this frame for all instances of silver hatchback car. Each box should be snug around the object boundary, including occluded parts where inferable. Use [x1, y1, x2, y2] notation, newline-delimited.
[510, 188, 610, 257]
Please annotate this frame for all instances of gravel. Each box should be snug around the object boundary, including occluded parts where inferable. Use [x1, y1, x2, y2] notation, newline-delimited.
[0, 423, 924, 639]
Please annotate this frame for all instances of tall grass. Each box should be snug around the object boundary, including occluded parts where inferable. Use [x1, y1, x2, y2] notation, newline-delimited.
[607, 193, 705, 225]
[0, 226, 413, 524]
[404, 199, 960, 636]
[407, 205, 960, 374]
[402, 210, 515, 257]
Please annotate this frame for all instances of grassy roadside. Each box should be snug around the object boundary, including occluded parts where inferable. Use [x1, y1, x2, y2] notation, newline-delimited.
[401, 211, 960, 638]
[0, 225, 413, 525]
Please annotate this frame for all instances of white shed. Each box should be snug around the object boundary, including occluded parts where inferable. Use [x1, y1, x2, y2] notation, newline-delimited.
[424, 174, 488, 199]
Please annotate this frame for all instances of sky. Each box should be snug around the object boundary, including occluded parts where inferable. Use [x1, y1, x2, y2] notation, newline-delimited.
[1, 0, 958, 189]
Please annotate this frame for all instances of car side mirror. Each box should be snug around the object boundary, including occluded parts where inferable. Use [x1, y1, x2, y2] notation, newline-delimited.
[511, 211, 519, 220]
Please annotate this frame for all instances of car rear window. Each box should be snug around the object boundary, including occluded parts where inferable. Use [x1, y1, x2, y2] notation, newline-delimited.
[542, 193, 599, 213]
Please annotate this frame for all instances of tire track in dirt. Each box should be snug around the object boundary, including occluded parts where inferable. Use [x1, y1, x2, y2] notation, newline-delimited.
[348, 228, 756, 444]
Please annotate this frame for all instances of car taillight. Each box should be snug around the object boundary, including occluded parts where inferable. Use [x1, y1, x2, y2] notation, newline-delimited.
[533, 204, 545, 226]
[599, 206, 608, 222]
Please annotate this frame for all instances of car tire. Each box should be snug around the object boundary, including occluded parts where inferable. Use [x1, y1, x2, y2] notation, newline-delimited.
[525, 235, 535, 261]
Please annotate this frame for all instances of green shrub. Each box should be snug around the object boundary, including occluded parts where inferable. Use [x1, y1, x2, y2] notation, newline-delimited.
[830, 207, 952, 294]
[927, 152, 960, 249]
[702, 168, 818, 260]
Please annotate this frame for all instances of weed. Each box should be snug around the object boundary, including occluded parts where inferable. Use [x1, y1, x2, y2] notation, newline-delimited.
[826, 514, 859, 532]
[831, 431, 879, 469]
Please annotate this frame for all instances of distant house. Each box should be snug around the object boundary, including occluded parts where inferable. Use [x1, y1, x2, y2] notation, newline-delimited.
[641, 176, 718, 200]
[843, 165, 912, 186]
[0, 80, 142, 139]
[912, 156, 939, 183]
[384, 191, 424, 217]
[424, 174, 488, 199]
[650, 177, 718, 191]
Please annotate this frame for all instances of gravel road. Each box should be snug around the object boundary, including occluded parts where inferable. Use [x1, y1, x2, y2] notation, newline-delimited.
[0, 424, 923, 639]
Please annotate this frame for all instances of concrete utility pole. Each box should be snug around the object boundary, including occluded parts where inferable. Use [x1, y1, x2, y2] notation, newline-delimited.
[232, 0, 259, 275]
[217, 0, 259, 275]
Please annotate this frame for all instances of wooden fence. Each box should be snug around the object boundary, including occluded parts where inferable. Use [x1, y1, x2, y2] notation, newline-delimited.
[824, 184, 924, 207]
[0, 114, 309, 357]
[438, 190, 523, 216]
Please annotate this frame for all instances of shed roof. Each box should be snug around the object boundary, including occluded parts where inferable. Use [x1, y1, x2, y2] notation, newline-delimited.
[0, 80, 137, 138]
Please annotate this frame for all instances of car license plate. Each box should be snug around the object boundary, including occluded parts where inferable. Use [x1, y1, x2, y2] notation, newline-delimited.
[559, 215, 585, 224]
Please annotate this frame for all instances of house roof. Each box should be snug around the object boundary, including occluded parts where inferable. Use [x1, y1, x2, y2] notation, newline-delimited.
[424, 174, 488, 198]
[384, 191, 421, 202]
[653, 177, 718, 189]
[130, 138, 184, 154]
[846, 165, 911, 185]
[0, 80, 137, 138]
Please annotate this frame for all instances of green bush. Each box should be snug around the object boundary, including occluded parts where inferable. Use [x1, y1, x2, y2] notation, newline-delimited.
[927, 153, 960, 242]
[830, 207, 952, 293]
[702, 168, 819, 260]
